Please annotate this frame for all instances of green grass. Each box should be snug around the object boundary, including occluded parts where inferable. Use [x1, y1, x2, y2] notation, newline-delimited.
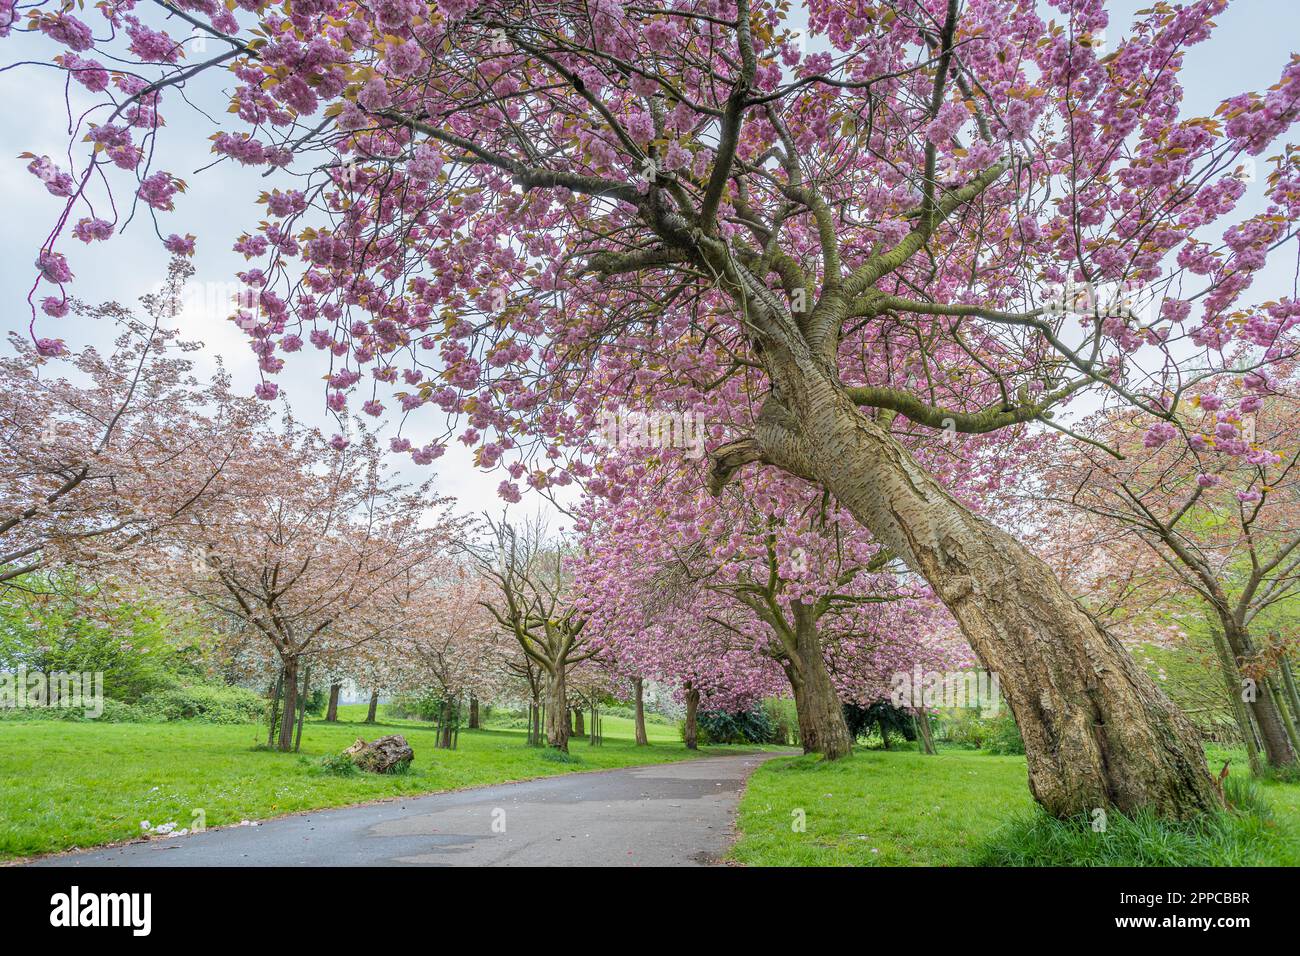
[0, 706, 743, 861]
[976, 776, 1297, 866]
[730, 744, 1300, 866]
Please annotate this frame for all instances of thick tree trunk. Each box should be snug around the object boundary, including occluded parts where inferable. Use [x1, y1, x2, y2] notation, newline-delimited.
[787, 605, 852, 760]
[1220, 619, 1296, 768]
[468, 695, 479, 729]
[633, 677, 649, 746]
[573, 705, 585, 737]
[544, 668, 569, 752]
[683, 685, 699, 750]
[325, 682, 341, 722]
[569, 707, 578, 735]
[731, 369, 1220, 818]
[365, 689, 379, 724]
[277, 658, 299, 752]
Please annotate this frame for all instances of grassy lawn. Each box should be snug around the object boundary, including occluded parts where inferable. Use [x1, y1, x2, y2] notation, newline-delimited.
[0, 705, 735, 861]
[730, 745, 1300, 866]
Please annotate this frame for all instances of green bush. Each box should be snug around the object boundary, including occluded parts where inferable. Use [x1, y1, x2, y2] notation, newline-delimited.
[937, 709, 1024, 753]
[387, 692, 462, 725]
[982, 712, 1025, 755]
[762, 698, 799, 746]
[0, 704, 86, 722]
[136, 684, 266, 724]
[691, 708, 776, 745]
[314, 751, 359, 776]
[0, 573, 209, 702]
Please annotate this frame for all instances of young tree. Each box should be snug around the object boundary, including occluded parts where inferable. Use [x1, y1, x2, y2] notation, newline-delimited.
[21, 0, 1300, 814]
[467, 516, 595, 751]
[159, 420, 462, 749]
[398, 569, 508, 744]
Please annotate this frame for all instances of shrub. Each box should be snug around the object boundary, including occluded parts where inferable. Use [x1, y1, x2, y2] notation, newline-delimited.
[982, 712, 1025, 755]
[692, 708, 776, 745]
[844, 702, 916, 743]
[137, 684, 266, 724]
[315, 751, 359, 776]
[762, 698, 799, 746]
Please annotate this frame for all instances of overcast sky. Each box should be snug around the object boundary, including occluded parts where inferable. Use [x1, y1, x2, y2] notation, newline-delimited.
[2, 0, 1296, 529]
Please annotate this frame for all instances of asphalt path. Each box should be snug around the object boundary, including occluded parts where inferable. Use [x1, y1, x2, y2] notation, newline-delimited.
[28, 751, 790, 867]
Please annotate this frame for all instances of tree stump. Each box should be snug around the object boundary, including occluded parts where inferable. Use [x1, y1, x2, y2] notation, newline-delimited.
[343, 735, 414, 773]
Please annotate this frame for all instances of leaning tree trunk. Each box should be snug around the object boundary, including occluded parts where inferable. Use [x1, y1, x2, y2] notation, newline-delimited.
[325, 682, 341, 722]
[633, 677, 649, 746]
[732, 367, 1220, 818]
[544, 667, 569, 752]
[786, 604, 853, 760]
[1220, 618, 1297, 768]
[365, 689, 379, 724]
[682, 685, 700, 750]
[277, 657, 299, 752]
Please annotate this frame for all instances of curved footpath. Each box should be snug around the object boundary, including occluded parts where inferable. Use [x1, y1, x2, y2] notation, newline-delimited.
[27, 750, 792, 867]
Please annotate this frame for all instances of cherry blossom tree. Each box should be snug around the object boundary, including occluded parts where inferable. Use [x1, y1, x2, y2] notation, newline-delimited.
[465, 514, 596, 751]
[16, 0, 1300, 814]
[575, 452, 965, 758]
[1034, 376, 1300, 768]
[157, 417, 464, 749]
[396, 568, 510, 743]
[0, 259, 263, 588]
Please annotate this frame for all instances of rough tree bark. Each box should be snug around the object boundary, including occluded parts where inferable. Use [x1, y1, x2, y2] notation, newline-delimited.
[718, 362, 1221, 818]
[633, 677, 649, 746]
[573, 705, 585, 737]
[787, 604, 852, 760]
[682, 685, 700, 750]
[468, 694, 479, 729]
[325, 682, 341, 722]
[364, 689, 379, 724]
[544, 667, 569, 752]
